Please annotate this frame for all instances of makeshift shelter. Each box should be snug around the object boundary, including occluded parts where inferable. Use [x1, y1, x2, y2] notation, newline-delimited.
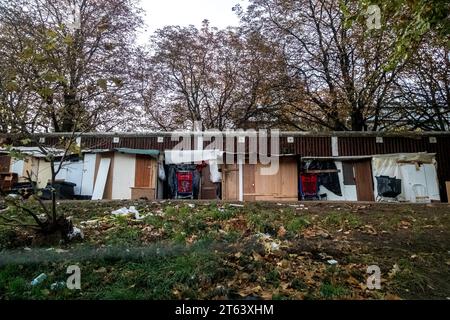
[0, 147, 66, 189]
[163, 149, 223, 200]
[222, 156, 298, 201]
[372, 153, 440, 203]
[1, 131, 449, 202]
[90, 148, 160, 200]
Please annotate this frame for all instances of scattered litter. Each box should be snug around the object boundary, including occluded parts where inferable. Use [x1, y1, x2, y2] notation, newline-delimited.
[388, 264, 400, 278]
[318, 252, 333, 260]
[67, 227, 84, 241]
[327, 259, 338, 265]
[94, 267, 107, 273]
[7, 194, 19, 198]
[255, 232, 272, 240]
[277, 226, 287, 237]
[255, 232, 281, 252]
[269, 242, 280, 251]
[111, 206, 142, 220]
[50, 281, 66, 291]
[229, 204, 244, 208]
[81, 219, 99, 226]
[111, 207, 131, 216]
[24, 247, 32, 251]
[187, 204, 195, 208]
[31, 273, 47, 286]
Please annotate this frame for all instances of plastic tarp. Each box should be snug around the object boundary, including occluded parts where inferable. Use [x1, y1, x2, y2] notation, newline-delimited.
[372, 153, 439, 202]
[305, 160, 342, 196]
[164, 149, 223, 185]
[209, 159, 222, 183]
[164, 149, 223, 165]
[115, 148, 159, 157]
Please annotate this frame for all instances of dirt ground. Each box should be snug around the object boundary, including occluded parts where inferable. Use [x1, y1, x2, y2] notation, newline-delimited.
[0, 200, 449, 300]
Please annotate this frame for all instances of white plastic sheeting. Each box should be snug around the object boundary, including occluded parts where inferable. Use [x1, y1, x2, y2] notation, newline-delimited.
[55, 161, 84, 195]
[209, 159, 222, 183]
[372, 153, 440, 202]
[317, 161, 357, 201]
[164, 149, 223, 183]
[164, 149, 223, 165]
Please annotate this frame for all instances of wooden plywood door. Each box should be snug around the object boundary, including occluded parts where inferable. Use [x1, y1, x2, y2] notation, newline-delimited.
[254, 157, 298, 201]
[223, 164, 238, 200]
[0, 155, 10, 172]
[354, 160, 375, 201]
[279, 157, 298, 200]
[135, 155, 154, 188]
[200, 165, 217, 200]
[244, 164, 255, 201]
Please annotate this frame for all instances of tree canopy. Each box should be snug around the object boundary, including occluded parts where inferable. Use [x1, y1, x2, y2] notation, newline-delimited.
[0, 0, 448, 132]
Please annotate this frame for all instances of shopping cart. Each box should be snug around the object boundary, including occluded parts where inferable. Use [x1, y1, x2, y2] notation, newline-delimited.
[300, 173, 320, 200]
[176, 171, 194, 199]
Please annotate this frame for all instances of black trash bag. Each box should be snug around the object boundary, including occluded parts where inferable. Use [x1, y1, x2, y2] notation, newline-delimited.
[376, 176, 402, 198]
[166, 165, 178, 199]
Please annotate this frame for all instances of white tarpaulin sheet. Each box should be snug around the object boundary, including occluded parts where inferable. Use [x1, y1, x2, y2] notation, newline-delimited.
[164, 149, 223, 165]
[372, 153, 440, 202]
[164, 149, 223, 183]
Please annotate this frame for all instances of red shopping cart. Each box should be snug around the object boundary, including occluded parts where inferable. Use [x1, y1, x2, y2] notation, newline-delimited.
[300, 174, 319, 200]
[176, 171, 194, 199]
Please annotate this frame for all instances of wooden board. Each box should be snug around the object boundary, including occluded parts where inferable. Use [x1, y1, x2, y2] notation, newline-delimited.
[354, 160, 375, 201]
[243, 164, 255, 201]
[92, 158, 111, 200]
[446, 181, 450, 203]
[222, 157, 299, 202]
[0, 155, 10, 172]
[200, 165, 217, 200]
[254, 157, 298, 201]
[131, 187, 155, 200]
[135, 155, 155, 188]
[223, 164, 239, 200]
[279, 157, 298, 199]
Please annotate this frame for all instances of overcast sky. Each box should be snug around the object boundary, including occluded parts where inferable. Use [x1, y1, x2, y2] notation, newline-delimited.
[138, 0, 248, 42]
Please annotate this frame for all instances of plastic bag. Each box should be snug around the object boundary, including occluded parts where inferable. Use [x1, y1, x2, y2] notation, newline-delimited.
[158, 163, 166, 181]
[209, 160, 222, 183]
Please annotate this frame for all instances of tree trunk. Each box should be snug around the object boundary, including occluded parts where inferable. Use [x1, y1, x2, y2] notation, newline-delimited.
[351, 109, 366, 131]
